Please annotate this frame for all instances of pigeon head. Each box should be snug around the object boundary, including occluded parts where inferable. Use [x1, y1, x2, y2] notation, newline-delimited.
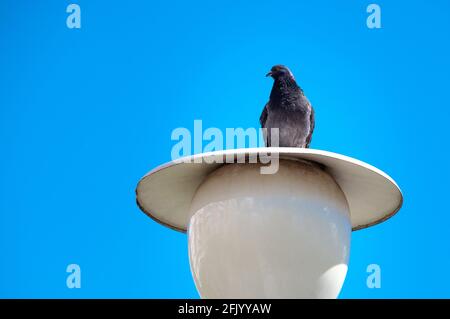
[266, 65, 295, 80]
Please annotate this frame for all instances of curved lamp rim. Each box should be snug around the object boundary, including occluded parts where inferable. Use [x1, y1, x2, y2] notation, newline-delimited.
[135, 147, 403, 232]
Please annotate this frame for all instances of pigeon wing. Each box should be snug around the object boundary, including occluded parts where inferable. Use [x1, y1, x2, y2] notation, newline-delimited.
[305, 105, 315, 148]
[260, 102, 270, 146]
[260, 102, 269, 127]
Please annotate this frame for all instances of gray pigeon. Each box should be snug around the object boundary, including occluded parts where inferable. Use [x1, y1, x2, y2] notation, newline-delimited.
[260, 65, 315, 148]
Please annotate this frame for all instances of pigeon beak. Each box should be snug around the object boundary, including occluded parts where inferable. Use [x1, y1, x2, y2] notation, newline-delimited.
[265, 71, 273, 77]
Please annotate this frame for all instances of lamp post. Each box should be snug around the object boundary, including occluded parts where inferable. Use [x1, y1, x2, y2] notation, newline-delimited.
[136, 148, 402, 298]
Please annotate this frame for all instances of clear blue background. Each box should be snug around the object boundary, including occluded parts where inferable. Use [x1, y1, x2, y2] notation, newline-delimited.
[1, 0, 449, 298]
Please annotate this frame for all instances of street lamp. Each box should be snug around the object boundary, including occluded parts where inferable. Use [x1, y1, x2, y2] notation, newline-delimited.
[136, 148, 402, 298]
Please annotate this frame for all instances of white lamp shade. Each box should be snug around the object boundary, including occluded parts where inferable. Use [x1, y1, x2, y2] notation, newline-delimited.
[136, 148, 403, 233]
[188, 159, 351, 299]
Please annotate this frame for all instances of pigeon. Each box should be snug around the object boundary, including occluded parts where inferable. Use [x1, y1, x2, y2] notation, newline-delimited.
[260, 65, 315, 148]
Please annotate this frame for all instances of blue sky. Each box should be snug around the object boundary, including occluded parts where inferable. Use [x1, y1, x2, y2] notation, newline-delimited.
[0, 0, 449, 298]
